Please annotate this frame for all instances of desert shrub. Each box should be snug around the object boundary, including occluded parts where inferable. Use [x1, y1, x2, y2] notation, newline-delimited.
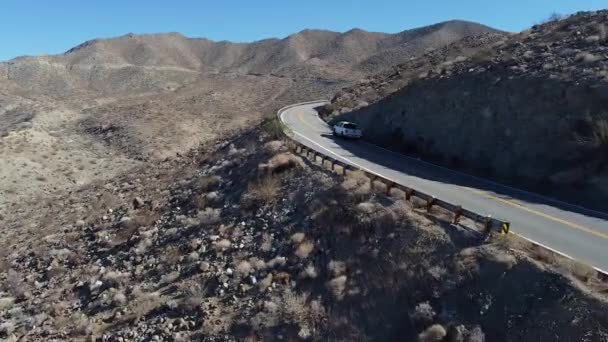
[341, 170, 371, 198]
[575, 52, 601, 64]
[418, 324, 446, 342]
[262, 119, 287, 140]
[197, 207, 221, 225]
[111, 290, 128, 307]
[4, 270, 27, 300]
[328, 260, 347, 277]
[295, 241, 315, 259]
[327, 275, 347, 300]
[247, 175, 281, 204]
[250, 288, 326, 335]
[260, 233, 273, 252]
[259, 153, 304, 174]
[559, 258, 597, 282]
[542, 12, 563, 24]
[121, 209, 159, 231]
[214, 239, 232, 252]
[264, 140, 285, 154]
[235, 260, 253, 275]
[471, 49, 494, 63]
[129, 290, 163, 319]
[197, 175, 222, 192]
[411, 302, 435, 323]
[291, 232, 306, 244]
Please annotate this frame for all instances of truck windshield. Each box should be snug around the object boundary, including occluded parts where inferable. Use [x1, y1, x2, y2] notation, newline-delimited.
[344, 123, 357, 129]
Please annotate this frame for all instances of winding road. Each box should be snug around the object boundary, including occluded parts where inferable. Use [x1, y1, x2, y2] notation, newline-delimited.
[280, 101, 608, 273]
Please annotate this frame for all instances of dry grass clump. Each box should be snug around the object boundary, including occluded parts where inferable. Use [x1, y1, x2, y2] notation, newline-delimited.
[341, 170, 371, 197]
[264, 140, 285, 154]
[328, 260, 347, 277]
[197, 175, 222, 192]
[111, 290, 128, 307]
[575, 52, 601, 64]
[260, 233, 273, 252]
[250, 288, 326, 337]
[290, 232, 306, 244]
[3, 270, 28, 300]
[327, 275, 347, 300]
[197, 207, 221, 225]
[128, 290, 163, 320]
[259, 153, 304, 174]
[214, 239, 232, 251]
[247, 175, 281, 204]
[295, 240, 315, 259]
[120, 209, 159, 232]
[411, 301, 435, 323]
[559, 258, 597, 283]
[494, 233, 599, 283]
[235, 260, 253, 275]
[262, 119, 286, 140]
[418, 324, 446, 342]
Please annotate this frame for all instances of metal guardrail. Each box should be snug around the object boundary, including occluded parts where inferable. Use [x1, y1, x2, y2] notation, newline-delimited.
[292, 143, 509, 234]
[277, 101, 511, 234]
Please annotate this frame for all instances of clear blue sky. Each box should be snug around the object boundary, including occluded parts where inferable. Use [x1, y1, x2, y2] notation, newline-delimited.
[1, 0, 606, 61]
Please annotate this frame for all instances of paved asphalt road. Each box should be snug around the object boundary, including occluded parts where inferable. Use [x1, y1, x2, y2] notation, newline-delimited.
[280, 101, 608, 273]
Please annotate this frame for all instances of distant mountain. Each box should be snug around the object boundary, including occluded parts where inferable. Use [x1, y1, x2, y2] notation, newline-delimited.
[0, 21, 503, 97]
[0, 20, 503, 212]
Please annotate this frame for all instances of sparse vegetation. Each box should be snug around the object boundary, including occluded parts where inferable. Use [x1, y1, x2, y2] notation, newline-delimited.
[246, 175, 281, 204]
[262, 118, 288, 140]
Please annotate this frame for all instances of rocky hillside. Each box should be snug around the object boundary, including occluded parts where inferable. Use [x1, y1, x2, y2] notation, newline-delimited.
[325, 10, 608, 210]
[1, 125, 607, 341]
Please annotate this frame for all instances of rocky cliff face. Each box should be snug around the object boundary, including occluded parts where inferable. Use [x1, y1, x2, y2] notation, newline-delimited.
[327, 10, 608, 210]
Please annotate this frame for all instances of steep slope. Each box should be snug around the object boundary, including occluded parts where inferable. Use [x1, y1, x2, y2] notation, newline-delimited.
[1, 127, 606, 341]
[326, 10, 608, 211]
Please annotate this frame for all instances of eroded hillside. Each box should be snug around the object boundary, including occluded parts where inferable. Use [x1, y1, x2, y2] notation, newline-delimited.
[325, 10, 608, 210]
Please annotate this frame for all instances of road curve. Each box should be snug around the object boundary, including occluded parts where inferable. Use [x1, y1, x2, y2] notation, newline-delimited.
[280, 101, 608, 273]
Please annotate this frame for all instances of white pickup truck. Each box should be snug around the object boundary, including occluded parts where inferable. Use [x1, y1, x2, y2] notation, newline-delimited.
[333, 121, 362, 139]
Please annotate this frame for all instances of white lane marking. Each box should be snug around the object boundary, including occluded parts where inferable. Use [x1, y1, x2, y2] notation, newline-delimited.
[511, 232, 608, 276]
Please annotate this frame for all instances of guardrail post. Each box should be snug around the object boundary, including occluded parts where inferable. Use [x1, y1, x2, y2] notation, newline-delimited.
[426, 197, 436, 212]
[483, 215, 493, 234]
[385, 181, 394, 195]
[453, 206, 463, 225]
[405, 188, 414, 201]
[331, 161, 336, 171]
[320, 156, 325, 167]
[368, 174, 377, 185]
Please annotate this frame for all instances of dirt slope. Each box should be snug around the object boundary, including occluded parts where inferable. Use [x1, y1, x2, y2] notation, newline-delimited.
[326, 10, 608, 210]
[1, 126, 606, 341]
